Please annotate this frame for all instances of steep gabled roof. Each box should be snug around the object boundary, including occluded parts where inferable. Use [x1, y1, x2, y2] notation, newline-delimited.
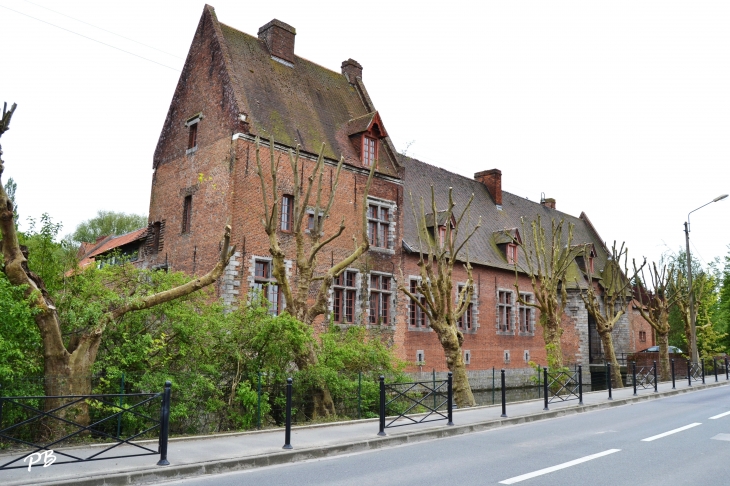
[77, 228, 148, 269]
[400, 155, 608, 277]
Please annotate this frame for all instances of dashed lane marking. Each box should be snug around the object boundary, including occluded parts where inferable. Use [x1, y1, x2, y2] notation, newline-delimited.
[709, 411, 730, 420]
[641, 423, 702, 442]
[498, 449, 621, 484]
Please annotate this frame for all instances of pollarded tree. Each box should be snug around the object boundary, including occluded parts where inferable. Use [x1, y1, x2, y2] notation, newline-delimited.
[0, 103, 235, 429]
[633, 261, 678, 380]
[512, 217, 584, 369]
[399, 186, 481, 407]
[667, 266, 714, 359]
[577, 242, 642, 387]
[255, 137, 375, 417]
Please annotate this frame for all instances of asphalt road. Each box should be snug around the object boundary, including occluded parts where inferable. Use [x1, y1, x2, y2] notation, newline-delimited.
[164, 386, 730, 485]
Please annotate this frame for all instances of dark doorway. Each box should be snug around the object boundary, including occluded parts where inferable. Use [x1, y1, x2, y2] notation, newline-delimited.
[588, 314, 602, 364]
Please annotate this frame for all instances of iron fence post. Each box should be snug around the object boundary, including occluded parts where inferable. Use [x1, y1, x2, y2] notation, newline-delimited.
[607, 363, 613, 400]
[378, 376, 386, 436]
[433, 368, 437, 411]
[492, 367, 495, 405]
[543, 367, 549, 411]
[688, 360, 692, 386]
[358, 371, 362, 420]
[726, 357, 729, 381]
[116, 372, 125, 439]
[671, 359, 676, 389]
[701, 360, 706, 384]
[257, 371, 262, 429]
[653, 361, 658, 393]
[157, 381, 171, 466]
[537, 367, 541, 399]
[283, 377, 293, 449]
[500, 369, 507, 418]
[447, 372, 454, 426]
[632, 362, 637, 396]
[714, 359, 718, 382]
[578, 365, 583, 405]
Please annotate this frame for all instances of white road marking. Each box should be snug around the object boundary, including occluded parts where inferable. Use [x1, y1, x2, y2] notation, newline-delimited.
[711, 433, 730, 441]
[498, 449, 621, 484]
[709, 411, 730, 420]
[641, 423, 702, 442]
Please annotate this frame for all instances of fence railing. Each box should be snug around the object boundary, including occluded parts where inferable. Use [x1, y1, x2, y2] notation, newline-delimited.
[0, 382, 171, 470]
[631, 361, 657, 394]
[377, 373, 453, 436]
[542, 366, 583, 410]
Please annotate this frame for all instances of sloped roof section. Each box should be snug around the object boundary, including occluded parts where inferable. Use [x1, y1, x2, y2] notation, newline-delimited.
[77, 228, 148, 269]
[400, 155, 609, 274]
[218, 22, 374, 163]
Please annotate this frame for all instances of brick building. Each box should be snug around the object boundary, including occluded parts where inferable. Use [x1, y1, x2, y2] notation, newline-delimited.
[145, 5, 648, 384]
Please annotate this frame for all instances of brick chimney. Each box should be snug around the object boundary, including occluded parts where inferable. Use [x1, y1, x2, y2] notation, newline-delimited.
[475, 169, 502, 206]
[258, 19, 296, 64]
[542, 198, 556, 210]
[341, 59, 363, 83]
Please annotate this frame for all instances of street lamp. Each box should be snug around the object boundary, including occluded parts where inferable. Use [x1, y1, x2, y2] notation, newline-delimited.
[685, 193, 728, 363]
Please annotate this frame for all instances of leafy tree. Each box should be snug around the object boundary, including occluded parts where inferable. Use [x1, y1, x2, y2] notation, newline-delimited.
[0, 103, 234, 433]
[70, 210, 147, 244]
[399, 186, 481, 407]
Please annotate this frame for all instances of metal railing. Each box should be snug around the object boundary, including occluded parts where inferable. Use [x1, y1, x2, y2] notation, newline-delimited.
[688, 362, 705, 385]
[631, 361, 657, 394]
[542, 366, 583, 411]
[0, 382, 171, 470]
[377, 373, 453, 436]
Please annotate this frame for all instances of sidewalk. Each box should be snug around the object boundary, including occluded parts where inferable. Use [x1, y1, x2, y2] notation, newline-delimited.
[3, 377, 728, 486]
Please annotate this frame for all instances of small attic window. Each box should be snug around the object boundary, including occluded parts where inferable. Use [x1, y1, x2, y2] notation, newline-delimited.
[185, 113, 203, 154]
[506, 243, 518, 264]
[363, 136, 377, 167]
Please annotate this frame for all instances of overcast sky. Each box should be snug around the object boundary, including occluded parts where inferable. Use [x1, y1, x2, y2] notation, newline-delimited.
[2, 0, 729, 268]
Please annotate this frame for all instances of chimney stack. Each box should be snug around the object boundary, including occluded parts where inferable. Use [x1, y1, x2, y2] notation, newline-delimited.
[341, 59, 363, 83]
[258, 19, 296, 64]
[475, 169, 502, 206]
[542, 198, 556, 210]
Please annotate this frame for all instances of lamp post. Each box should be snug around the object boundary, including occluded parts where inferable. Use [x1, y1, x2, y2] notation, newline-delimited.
[685, 194, 728, 363]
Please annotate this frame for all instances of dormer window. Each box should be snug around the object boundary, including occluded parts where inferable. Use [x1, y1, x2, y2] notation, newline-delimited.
[576, 244, 597, 274]
[438, 226, 447, 246]
[506, 243, 518, 264]
[346, 111, 388, 168]
[363, 136, 377, 167]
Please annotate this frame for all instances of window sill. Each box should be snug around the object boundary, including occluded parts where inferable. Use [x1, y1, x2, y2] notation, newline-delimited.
[408, 326, 432, 332]
[369, 246, 395, 255]
[496, 331, 515, 336]
[186, 146, 198, 155]
[517, 332, 535, 337]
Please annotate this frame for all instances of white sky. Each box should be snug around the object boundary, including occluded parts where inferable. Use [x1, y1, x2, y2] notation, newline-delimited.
[2, 0, 729, 268]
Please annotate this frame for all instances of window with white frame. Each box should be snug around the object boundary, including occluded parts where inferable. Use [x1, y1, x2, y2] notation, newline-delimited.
[517, 293, 534, 334]
[523, 350, 530, 363]
[504, 350, 511, 364]
[366, 198, 395, 251]
[416, 350, 425, 364]
[369, 273, 393, 325]
[252, 259, 281, 315]
[464, 350, 471, 365]
[281, 194, 294, 231]
[497, 290, 514, 333]
[333, 270, 357, 324]
[408, 278, 429, 329]
[457, 284, 475, 331]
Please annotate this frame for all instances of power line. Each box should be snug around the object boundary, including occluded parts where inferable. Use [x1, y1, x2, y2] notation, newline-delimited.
[0, 3, 181, 72]
[24, 0, 184, 60]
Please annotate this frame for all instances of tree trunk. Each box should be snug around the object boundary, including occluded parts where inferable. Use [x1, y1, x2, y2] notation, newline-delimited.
[435, 324, 475, 407]
[541, 315, 564, 369]
[599, 330, 623, 387]
[41, 333, 101, 441]
[657, 332, 671, 381]
[295, 345, 336, 419]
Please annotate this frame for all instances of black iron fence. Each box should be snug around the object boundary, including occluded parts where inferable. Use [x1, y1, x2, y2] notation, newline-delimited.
[377, 373, 453, 436]
[0, 382, 171, 470]
[631, 361, 657, 394]
[542, 366, 583, 411]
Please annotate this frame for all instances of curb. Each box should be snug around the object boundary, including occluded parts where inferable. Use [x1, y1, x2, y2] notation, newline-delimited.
[11, 381, 727, 486]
